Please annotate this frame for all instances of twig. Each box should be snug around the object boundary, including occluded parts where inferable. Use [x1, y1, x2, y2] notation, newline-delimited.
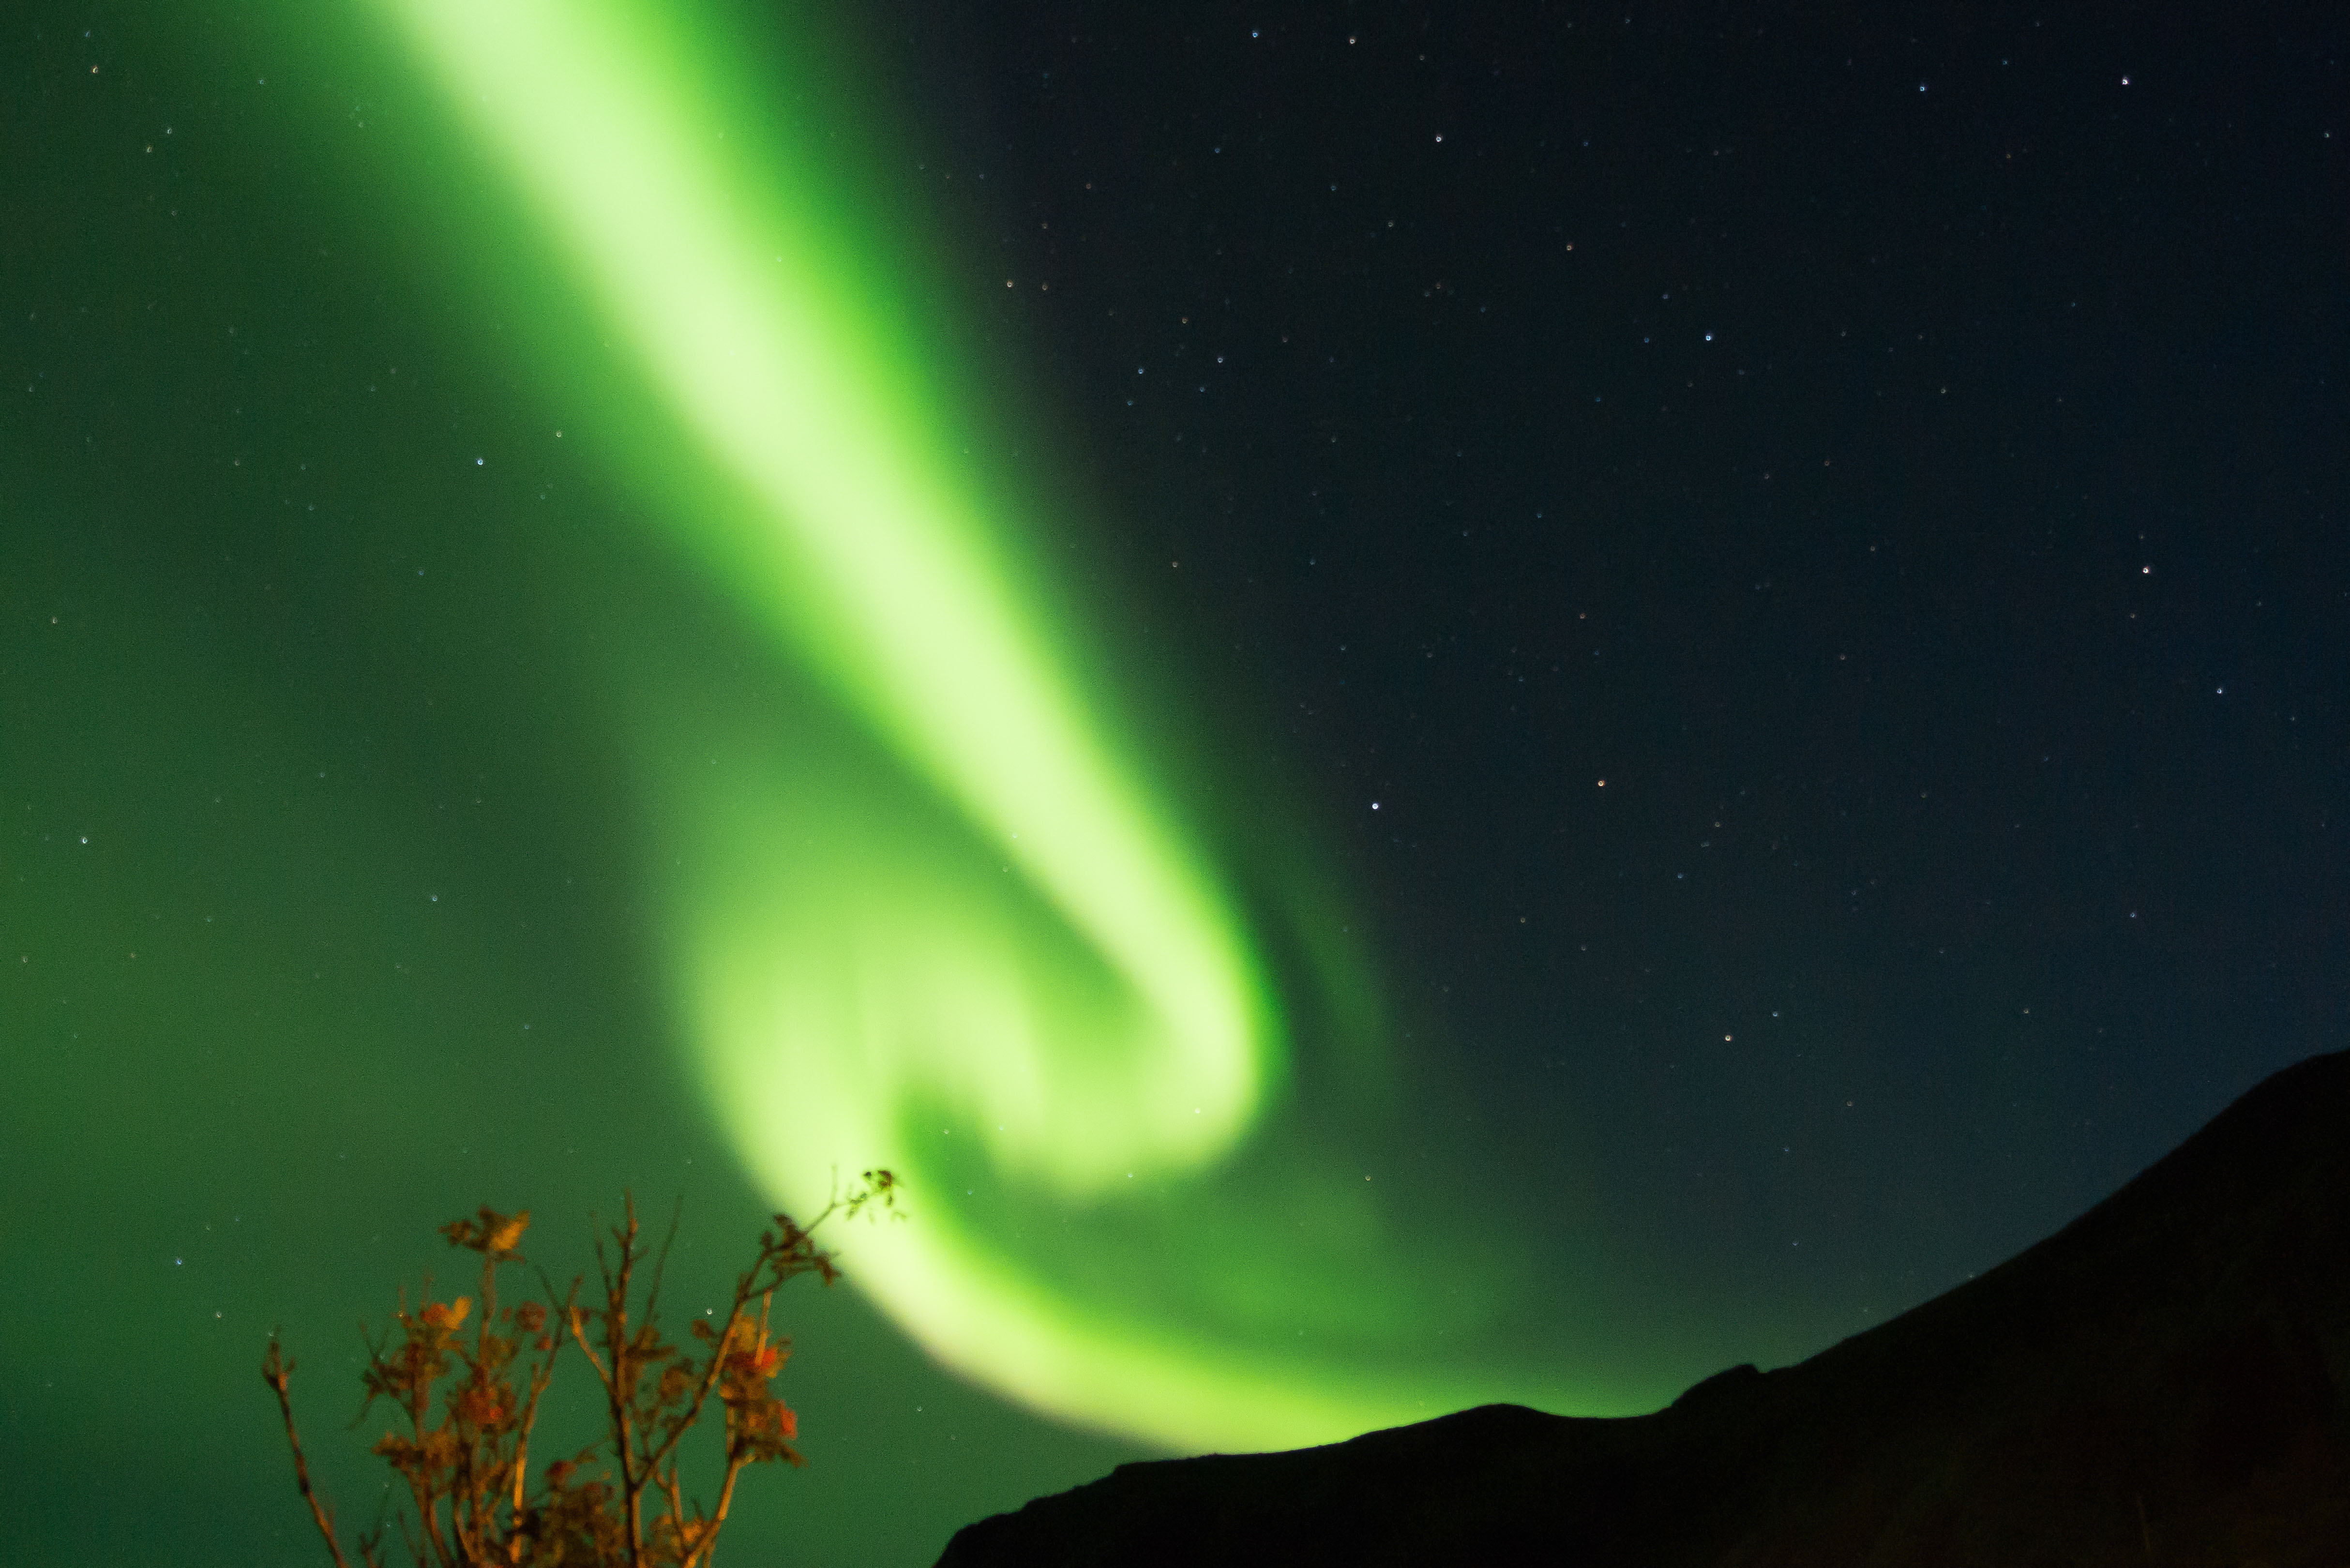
[263, 1339, 357, 1568]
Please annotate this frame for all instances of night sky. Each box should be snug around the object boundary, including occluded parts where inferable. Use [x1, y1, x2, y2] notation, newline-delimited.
[4, 3, 2345, 1565]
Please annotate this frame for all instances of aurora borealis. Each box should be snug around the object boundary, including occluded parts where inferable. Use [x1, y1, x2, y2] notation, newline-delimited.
[375, 0, 1317, 1444]
[7, 3, 2346, 1565]
[360, 0, 1622, 1449]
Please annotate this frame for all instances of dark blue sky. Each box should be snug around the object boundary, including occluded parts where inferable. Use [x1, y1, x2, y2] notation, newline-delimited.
[903, 0, 2347, 1305]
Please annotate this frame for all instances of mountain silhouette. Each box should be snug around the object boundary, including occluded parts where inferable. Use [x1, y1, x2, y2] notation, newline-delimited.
[937, 1049, 2350, 1566]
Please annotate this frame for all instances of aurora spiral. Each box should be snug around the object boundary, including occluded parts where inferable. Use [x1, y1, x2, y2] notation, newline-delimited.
[358, 0, 1617, 1448]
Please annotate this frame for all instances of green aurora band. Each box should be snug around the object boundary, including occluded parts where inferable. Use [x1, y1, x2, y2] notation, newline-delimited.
[364, 0, 1624, 1447]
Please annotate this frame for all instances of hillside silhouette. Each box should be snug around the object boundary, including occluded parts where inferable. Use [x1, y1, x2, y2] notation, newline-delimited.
[939, 1049, 2350, 1566]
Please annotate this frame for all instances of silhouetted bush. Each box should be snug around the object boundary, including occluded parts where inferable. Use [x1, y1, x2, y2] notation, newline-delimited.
[265, 1173, 900, 1568]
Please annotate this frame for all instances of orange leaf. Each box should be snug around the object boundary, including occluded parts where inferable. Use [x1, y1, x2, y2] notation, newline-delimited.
[482, 1210, 529, 1254]
[421, 1297, 472, 1331]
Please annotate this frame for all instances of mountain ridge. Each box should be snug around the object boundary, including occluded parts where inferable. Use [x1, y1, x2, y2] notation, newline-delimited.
[937, 1048, 2350, 1566]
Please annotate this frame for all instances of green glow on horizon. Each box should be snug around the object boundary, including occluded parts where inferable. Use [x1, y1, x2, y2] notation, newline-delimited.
[369, 0, 1632, 1448]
